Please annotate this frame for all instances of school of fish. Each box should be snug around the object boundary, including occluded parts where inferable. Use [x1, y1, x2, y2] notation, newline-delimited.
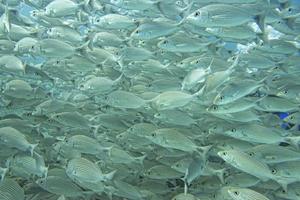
[0, 0, 299, 199]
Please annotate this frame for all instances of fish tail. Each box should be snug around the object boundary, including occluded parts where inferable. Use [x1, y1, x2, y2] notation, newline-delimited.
[254, 13, 266, 34]
[284, 136, 300, 149]
[193, 85, 205, 98]
[196, 145, 212, 160]
[76, 40, 90, 52]
[0, 169, 7, 182]
[215, 168, 226, 184]
[104, 170, 117, 181]
[135, 154, 147, 166]
[177, 1, 194, 26]
[4, 3, 10, 33]
[180, 168, 189, 194]
[29, 143, 39, 156]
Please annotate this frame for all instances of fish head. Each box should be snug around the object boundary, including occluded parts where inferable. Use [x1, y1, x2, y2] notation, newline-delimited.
[280, 6, 300, 18]
[30, 10, 42, 18]
[93, 16, 108, 28]
[130, 28, 149, 40]
[46, 27, 59, 38]
[186, 9, 209, 26]
[206, 104, 219, 113]
[157, 39, 171, 50]
[217, 150, 235, 163]
[227, 188, 242, 200]
[35, 178, 47, 187]
[110, 0, 123, 6]
[64, 137, 73, 147]
[206, 27, 222, 35]
[43, 6, 56, 17]
[28, 43, 40, 54]
[283, 114, 297, 124]
[224, 127, 240, 138]
[276, 87, 289, 99]
[213, 93, 226, 105]
[153, 112, 164, 120]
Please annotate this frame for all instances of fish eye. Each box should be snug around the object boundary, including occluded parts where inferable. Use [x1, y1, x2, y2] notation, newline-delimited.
[176, 1, 181, 5]
[283, 90, 288, 94]
[233, 191, 239, 196]
[290, 116, 295, 120]
[212, 105, 218, 110]
[151, 133, 156, 137]
[163, 40, 168, 44]
[222, 152, 227, 156]
[248, 152, 254, 156]
[135, 30, 139, 34]
[281, 189, 286, 193]
[96, 19, 100, 23]
[277, 20, 281, 24]
[194, 11, 200, 17]
[288, 8, 292, 12]
[220, 96, 224, 100]
[231, 128, 236, 132]
[271, 169, 277, 174]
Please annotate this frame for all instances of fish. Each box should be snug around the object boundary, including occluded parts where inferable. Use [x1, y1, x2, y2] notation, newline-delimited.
[0, 178, 24, 200]
[223, 124, 289, 144]
[227, 187, 271, 200]
[66, 157, 115, 183]
[187, 4, 266, 31]
[0, 127, 38, 156]
[0, 0, 299, 199]
[218, 150, 275, 181]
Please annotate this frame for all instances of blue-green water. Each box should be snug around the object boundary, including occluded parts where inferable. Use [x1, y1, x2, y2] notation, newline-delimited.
[0, 0, 300, 200]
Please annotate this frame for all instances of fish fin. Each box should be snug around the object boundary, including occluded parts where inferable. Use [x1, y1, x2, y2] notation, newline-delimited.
[57, 195, 66, 200]
[4, 3, 10, 33]
[277, 180, 289, 192]
[135, 154, 146, 166]
[254, 14, 265, 33]
[285, 136, 300, 149]
[103, 170, 117, 181]
[196, 145, 212, 160]
[215, 168, 226, 184]
[29, 143, 39, 156]
[76, 40, 90, 51]
[0, 167, 8, 182]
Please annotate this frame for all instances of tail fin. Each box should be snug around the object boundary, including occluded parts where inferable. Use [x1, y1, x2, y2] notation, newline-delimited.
[4, 3, 10, 33]
[0, 167, 8, 182]
[135, 154, 146, 166]
[103, 170, 117, 181]
[29, 143, 39, 156]
[196, 145, 212, 160]
[215, 168, 226, 184]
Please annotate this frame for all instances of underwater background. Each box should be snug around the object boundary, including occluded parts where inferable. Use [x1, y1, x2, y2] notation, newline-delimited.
[0, 0, 300, 199]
